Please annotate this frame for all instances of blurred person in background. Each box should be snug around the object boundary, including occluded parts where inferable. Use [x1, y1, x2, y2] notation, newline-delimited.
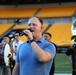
[0, 35, 11, 75]
[66, 19, 76, 75]
[43, 32, 57, 75]
[11, 32, 24, 71]
[66, 36, 76, 75]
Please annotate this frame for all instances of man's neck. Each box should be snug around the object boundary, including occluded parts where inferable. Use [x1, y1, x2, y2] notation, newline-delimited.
[34, 35, 42, 42]
[16, 40, 20, 43]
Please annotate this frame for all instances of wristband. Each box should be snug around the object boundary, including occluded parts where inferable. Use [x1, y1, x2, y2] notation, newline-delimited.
[30, 39, 34, 43]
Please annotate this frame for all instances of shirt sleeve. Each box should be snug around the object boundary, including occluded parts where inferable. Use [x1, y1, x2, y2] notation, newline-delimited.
[43, 43, 56, 59]
[15, 42, 24, 63]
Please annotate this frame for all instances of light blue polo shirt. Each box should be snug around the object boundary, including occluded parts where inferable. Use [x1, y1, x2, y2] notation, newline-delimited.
[16, 37, 56, 75]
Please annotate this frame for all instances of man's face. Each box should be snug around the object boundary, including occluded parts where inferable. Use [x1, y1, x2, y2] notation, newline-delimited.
[44, 34, 51, 41]
[27, 17, 43, 36]
[15, 33, 20, 41]
[3, 37, 9, 43]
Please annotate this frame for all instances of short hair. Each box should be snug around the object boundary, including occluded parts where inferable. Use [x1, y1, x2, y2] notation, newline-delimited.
[4, 35, 9, 37]
[15, 31, 20, 36]
[30, 16, 43, 25]
[44, 32, 52, 37]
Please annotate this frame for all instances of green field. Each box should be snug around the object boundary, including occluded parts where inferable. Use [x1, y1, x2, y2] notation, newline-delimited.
[55, 53, 72, 73]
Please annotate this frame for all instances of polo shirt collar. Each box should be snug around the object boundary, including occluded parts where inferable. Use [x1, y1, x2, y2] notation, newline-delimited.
[27, 37, 44, 43]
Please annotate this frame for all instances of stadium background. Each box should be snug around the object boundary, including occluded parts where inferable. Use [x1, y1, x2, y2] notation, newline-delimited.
[0, 0, 76, 74]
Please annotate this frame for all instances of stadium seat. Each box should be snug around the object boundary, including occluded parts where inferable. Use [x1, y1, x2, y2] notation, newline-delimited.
[46, 24, 72, 46]
[0, 24, 14, 36]
[13, 25, 27, 30]
[37, 6, 76, 18]
[0, 8, 38, 18]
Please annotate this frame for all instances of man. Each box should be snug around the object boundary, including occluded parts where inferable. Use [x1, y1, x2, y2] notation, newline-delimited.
[11, 32, 23, 71]
[43, 32, 57, 75]
[12, 32, 23, 61]
[43, 32, 52, 42]
[66, 36, 76, 75]
[12, 16, 56, 75]
[0, 36, 11, 75]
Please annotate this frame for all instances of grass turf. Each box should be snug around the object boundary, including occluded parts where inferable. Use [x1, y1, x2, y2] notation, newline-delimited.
[55, 53, 72, 73]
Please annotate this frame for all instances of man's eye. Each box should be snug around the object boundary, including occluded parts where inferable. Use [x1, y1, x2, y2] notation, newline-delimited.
[28, 23, 37, 26]
[33, 24, 36, 26]
[28, 24, 31, 26]
[33, 23, 38, 26]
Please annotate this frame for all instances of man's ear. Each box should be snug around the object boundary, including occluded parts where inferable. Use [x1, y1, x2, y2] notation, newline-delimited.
[41, 26, 44, 29]
[41, 26, 44, 32]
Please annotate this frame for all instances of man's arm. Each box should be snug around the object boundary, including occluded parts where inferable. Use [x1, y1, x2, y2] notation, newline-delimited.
[31, 42, 55, 62]
[23, 29, 55, 62]
[12, 62, 20, 75]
